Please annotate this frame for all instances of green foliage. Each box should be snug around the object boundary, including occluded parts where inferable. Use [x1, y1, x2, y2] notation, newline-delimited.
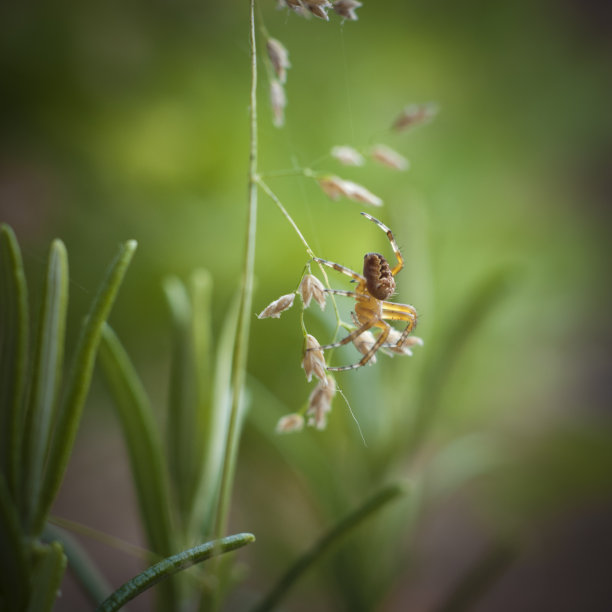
[0, 224, 135, 610]
[96, 534, 256, 612]
[97, 271, 243, 608]
[1, 0, 610, 610]
[251, 483, 407, 612]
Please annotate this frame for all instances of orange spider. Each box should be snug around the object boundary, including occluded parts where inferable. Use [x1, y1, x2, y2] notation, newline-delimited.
[312, 212, 418, 371]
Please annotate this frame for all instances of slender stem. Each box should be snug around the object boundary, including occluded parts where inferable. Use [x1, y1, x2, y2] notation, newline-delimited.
[214, 0, 258, 539]
[256, 177, 343, 335]
[256, 177, 314, 257]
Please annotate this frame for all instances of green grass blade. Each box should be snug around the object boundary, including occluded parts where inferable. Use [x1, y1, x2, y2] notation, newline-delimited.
[22, 239, 69, 532]
[0, 473, 29, 610]
[190, 270, 212, 406]
[43, 523, 113, 607]
[251, 483, 407, 612]
[26, 541, 67, 612]
[0, 224, 29, 496]
[35, 240, 137, 535]
[163, 276, 199, 525]
[437, 542, 516, 612]
[95, 533, 256, 612]
[98, 324, 175, 559]
[410, 267, 516, 452]
[189, 292, 239, 539]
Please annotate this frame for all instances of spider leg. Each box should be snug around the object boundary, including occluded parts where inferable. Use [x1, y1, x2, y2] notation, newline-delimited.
[360, 212, 404, 276]
[324, 289, 365, 300]
[327, 321, 391, 371]
[381, 306, 417, 336]
[313, 257, 364, 283]
[314, 319, 377, 351]
[380, 300, 416, 314]
[382, 304, 417, 321]
[395, 323, 416, 348]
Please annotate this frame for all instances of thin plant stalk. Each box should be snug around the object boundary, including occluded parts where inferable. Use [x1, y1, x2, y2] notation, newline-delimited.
[255, 177, 343, 339]
[214, 0, 258, 540]
[0, 224, 29, 499]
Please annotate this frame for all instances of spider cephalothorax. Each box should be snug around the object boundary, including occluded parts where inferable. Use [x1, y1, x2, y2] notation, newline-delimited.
[310, 212, 418, 371]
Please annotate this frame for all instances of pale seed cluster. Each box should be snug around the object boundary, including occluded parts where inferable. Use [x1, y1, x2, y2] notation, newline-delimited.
[318, 175, 383, 207]
[321, 139, 415, 209]
[299, 273, 326, 310]
[371, 144, 410, 171]
[382, 329, 424, 357]
[352, 328, 378, 364]
[258, 268, 423, 433]
[278, 0, 362, 21]
[257, 292, 295, 319]
[267, 3, 362, 128]
[306, 376, 336, 429]
[275, 412, 304, 433]
[269, 80, 287, 128]
[258, 5, 436, 431]
[266, 38, 290, 84]
[301, 333, 326, 382]
[392, 103, 439, 132]
[256, 273, 340, 432]
[330, 145, 365, 167]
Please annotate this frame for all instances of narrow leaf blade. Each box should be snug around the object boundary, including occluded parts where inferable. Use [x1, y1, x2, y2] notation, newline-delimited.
[43, 523, 113, 607]
[98, 324, 175, 558]
[163, 276, 198, 524]
[26, 541, 67, 612]
[96, 533, 256, 612]
[0, 473, 29, 609]
[36, 240, 137, 534]
[0, 224, 29, 496]
[410, 267, 517, 451]
[22, 239, 69, 532]
[189, 292, 239, 538]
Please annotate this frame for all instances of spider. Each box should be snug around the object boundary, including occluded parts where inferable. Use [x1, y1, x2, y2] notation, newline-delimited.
[311, 212, 418, 371]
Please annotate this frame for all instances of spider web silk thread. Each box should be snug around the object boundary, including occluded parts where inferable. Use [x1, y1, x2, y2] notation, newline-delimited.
[339, 386, 367, 447]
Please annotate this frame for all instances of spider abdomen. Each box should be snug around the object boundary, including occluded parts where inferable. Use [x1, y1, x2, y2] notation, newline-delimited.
[363, 252, 396, 300]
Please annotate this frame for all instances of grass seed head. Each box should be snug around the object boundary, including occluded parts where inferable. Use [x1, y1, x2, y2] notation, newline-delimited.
[331, 145, 365, 166]
[257, 293, 295, 319]
[306, 376, 336, 429]
[318, 175, 383, 207]
[276, 413, 305, 433]
[302, 334, 327, 382]
[371, 144, 410, 171]
[352, 329, 378, 363]
[299, 274, 326, 310]
[280, 0, 306, 12]
[270, 80, 287, 128]
[267, 38, 291, 84]
[392, 102, 439, 131]
[304, 0, 332, 20]
[383, 328, 423, 356]
[332, 0, 362, 20]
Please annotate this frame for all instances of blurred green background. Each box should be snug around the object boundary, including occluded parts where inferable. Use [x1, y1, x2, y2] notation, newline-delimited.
[2, 0, 611, 610]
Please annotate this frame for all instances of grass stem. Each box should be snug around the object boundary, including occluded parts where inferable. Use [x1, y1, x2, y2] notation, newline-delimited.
[214, 0, 258, 540]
